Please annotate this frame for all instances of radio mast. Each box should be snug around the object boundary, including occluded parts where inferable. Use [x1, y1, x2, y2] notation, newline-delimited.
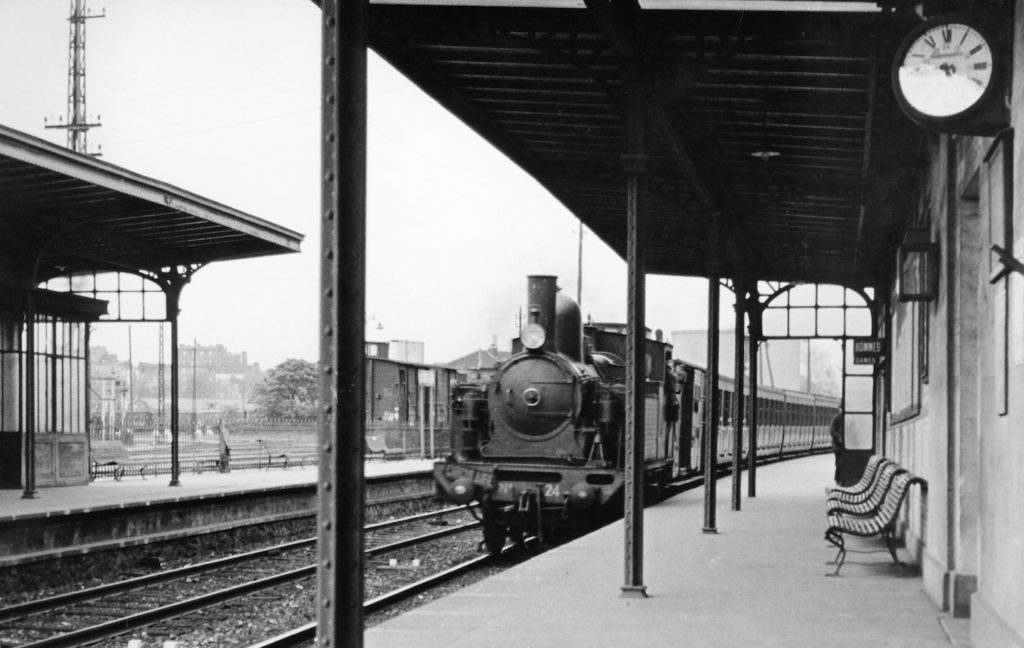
[44, 0, 104, 155]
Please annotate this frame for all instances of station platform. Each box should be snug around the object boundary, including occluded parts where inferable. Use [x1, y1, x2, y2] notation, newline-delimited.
[366, 454, 971, 648]
[0, 459, 432, 520]
[0, 459, 434, 566]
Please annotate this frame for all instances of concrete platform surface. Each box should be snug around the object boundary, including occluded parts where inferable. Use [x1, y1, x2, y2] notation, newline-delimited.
[366, 454, 968, 648]
[0, 459, 433, 520]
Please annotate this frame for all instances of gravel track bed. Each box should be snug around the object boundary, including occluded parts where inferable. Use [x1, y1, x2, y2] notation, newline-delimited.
[120, 531, 491, 647]
[0, 500, 495, 647]
[0, 497, 433, 609]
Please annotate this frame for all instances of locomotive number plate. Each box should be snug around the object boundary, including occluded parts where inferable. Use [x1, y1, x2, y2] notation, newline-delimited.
[496, 482, 561, 498]
[473, 469, 494, 489]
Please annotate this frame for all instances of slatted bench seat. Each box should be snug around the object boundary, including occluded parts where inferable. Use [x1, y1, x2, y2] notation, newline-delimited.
[824, 471, 927, 576]
[365, 435, 403, 460]
[90, 440, 149, 481]
[827, 461, 906, 515]
[257, 439, 317, 469]
[825, 455, 888, 499]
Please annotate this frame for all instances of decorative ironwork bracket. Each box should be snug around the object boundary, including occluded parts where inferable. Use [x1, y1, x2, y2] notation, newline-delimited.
[989, 245, 1024, 283]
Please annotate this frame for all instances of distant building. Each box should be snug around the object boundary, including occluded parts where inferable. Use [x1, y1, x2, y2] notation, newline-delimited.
[446, 344, 512, 382]
[365, 339, 425, 364]
[90, 343, 266, 418]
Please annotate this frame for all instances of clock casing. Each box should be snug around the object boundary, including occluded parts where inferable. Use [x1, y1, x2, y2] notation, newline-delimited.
[892, 13, 1008, 134]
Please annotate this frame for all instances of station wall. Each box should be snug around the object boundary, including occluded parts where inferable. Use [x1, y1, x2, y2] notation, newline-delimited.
[887, 5, 1024, 645]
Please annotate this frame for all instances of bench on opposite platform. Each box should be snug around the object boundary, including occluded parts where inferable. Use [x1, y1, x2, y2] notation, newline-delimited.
[90, 440, 149, 481]
[257, 438, 317, 469]
[365, 435, 403, 460]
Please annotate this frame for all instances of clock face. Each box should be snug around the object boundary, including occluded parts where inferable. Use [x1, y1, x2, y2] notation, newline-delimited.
[897, 22, 994, 118]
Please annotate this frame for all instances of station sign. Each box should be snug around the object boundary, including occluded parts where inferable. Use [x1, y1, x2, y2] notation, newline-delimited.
[853, 338, 884, 365]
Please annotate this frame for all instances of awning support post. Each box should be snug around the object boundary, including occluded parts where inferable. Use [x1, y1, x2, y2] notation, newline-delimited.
[22, 290, 36, 499]
[747, 285, 762, 498]
[621, 83, 648, 600]
[703, 217, 721, 533]
[730, 278, 745, 512]
[319, 1, 368, 646]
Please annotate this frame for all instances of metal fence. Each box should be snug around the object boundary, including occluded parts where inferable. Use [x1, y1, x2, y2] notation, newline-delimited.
[88, 413, 449, 477]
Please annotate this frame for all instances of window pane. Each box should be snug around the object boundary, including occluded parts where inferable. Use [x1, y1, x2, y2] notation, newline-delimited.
[70, 274, 94, 292]
[96, 272, 119, 291]
[846, 308, 872, 336]
[763, 308, 788, 337]
[844, 412, 873, 450]
[818, 284, 845, 306]
[817, 308, 845, 336]
[144, 292, 167, 320]
[120, 292, 144, 320]
[789, 285, 816, 307]
[845, 375, 873, 413]
[790, 308, 815, 336]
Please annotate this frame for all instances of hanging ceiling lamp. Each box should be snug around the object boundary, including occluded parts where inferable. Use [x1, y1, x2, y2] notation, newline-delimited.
[750, 107, 781, 161]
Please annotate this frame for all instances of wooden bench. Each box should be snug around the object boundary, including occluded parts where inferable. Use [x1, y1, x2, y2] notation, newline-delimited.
[824, 470, 927, 576]
[257, 439, 317, 469]
[365, 435, 403, 460]
[825, 455, 888, 499]
[826, 461, 905, 516]
[90, 440, 149, 481]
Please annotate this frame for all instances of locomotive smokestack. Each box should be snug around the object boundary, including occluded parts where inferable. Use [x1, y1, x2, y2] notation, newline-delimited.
[527, 275, 558, 353]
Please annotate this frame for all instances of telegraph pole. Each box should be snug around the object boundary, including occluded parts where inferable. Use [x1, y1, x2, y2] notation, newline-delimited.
[45, 0, 104, 155]
[577, 221, 584, 307]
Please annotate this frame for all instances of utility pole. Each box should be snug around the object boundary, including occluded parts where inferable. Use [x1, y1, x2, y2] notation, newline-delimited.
[577, 221, 584, 307]
[45, 0, 104, 155]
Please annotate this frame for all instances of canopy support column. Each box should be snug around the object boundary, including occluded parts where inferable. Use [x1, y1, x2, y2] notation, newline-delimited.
[21, 291, 36, 499]
[168, 289, 181, 487]
[730, 279, 746, 512]
[152, 269, 197, 488]
[747, 285, 762, 498]
[620, 84, 648, 600]
[319, 1, 368, 646]
[703, 217, 721, 533]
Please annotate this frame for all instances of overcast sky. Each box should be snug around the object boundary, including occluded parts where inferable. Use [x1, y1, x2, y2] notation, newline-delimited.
[0, 0, 723, 369]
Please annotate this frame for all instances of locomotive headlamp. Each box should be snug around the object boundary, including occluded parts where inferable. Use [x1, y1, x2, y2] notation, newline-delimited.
[521, 322, 546, 351]
[570, 483, 596, 509]
[449, 477, 475, 505]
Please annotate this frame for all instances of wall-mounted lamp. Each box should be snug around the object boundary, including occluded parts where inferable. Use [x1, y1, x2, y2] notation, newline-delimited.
[897, 227, 938, 302]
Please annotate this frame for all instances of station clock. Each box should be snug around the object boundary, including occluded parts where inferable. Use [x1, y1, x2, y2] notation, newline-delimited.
[892, 13, 1009, 135]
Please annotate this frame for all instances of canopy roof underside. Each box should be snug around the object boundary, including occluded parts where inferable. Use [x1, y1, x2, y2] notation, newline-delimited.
[367, 0, 924, 288]
[0, 125, 303, 283]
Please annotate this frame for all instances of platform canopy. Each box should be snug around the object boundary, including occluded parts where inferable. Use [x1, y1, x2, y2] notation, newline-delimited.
[364, 0, 923, 288]
[0, 124, 302, 284]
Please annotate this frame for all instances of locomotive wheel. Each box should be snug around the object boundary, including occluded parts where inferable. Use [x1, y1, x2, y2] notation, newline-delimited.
[483, 522, 507, 555]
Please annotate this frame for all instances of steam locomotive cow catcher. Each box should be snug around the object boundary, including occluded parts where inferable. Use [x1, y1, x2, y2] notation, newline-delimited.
[434, 275, 676, 553]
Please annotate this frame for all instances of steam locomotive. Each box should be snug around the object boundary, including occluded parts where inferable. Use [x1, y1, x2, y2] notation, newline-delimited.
[433, 275, 838, 553]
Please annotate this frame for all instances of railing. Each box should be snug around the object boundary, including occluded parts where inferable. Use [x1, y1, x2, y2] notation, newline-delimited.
[88, 415, 448, 477]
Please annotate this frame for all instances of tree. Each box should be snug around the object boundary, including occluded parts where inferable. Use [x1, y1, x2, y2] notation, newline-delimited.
[250, 358, 319, 418]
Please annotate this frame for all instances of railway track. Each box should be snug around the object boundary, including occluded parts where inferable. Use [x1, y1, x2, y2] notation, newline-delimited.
[0, 507, 479, 648]
[246, 542, 527, 648]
